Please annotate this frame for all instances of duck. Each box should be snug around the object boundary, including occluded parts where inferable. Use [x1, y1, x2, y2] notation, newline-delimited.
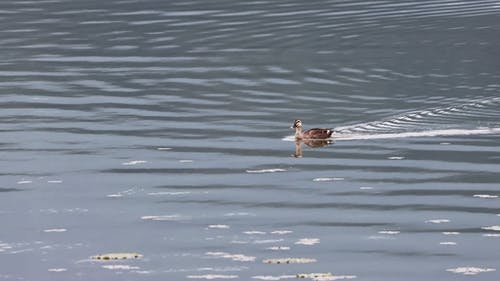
[291, 119, 334, 140]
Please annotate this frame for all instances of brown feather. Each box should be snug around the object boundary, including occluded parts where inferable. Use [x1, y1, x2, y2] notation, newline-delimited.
[303, 128, 334, 139]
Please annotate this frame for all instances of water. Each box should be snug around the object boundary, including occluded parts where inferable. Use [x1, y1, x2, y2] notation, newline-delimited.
[1, 0, 499, 280]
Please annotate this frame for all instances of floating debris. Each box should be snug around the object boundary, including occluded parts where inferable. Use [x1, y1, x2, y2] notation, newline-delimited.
[473, 194, 498, 199]
[122, 160, 147, 166]
[263, 258, 316, 264]
[295, 238, 320, 245]
[425, 219, 450, 224]
[187, 275, 239, 279]
[206, 252, 256, 262]
[246, 168, 286, 174]
[296, 273, 332, 279]
[312, 177, 344, 182]
[91, 252, 143, 260]
[446, 267, 496, 275]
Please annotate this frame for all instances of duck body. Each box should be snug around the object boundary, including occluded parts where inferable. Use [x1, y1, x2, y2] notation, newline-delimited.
[291, 119, 334, 140]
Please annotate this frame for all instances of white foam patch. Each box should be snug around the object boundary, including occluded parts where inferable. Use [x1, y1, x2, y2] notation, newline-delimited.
[224, 212, 255, 217]
[440, 242, 457, 245]
[230, 240, 249, 244]
[295, 238, 320, 245]
[254, 239, 284, 244]
[282, 127, 500, 142]
[106, 193, 123, 198]
[0, 242, 13, 252]
[246, 168, 286, 173]
[47, 180, 63, 184]
[482, 225, 500, 231]
[359, 186, 373, 190]
[243, 231, 266, 235]
[473, 194, 498, 199]
[271, 230, 293, 235]
[179, 160, 194, 163]
[442, 232, 460, 235]
[17, 180, 32, 184]
[196, 266, 248, 273]
[122, 160, 147, 165]
[43, 228, 67, 233]
[208, 224, 230, 229]
[102, 265, 140, 270]
[187, 275, 239, 280]
[141, 215, 186, 221]
[107, 188, 136, 198]
[252, 275, 295, 280]
[148, 191, 191, 196]
[425, 219, 450, 224]
[368, 235, 395, 240]
[205, 252, 256, 262]
[446, 267, 496, 275]
[157, 147, 172, 151]
[313, 177, 344, 182]
[387, 156, 405, 160]
[266, 246, 290, 251]
[483, 234, 500, 237]
[378, 230, 400, 235]
[315, 275, 357, 281]
[48, 268, 67, 272]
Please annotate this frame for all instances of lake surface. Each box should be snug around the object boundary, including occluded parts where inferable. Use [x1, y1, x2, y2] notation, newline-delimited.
[1, 0, 499, 280]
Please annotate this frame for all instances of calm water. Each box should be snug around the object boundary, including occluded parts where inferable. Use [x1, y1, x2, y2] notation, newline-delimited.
[1, 0, 499, 280]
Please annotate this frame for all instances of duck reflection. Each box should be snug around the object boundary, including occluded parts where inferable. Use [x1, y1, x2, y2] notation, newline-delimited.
[292, 139, 333, 158]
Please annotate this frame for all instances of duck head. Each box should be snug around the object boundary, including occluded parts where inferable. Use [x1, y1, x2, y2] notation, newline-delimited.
[291, 119, 302, 129]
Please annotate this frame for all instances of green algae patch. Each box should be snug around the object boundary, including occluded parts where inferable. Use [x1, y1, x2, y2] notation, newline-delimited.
[262, 257, 317, 264]
[91, 252, 143, 260]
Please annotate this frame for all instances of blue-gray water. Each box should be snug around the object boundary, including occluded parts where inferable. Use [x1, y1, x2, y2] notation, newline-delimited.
[1, 0, 499, 280]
